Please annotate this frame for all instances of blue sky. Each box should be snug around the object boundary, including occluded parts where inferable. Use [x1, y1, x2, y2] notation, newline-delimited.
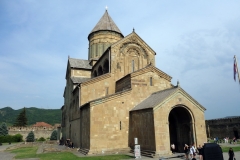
[0, 0, 240, 120]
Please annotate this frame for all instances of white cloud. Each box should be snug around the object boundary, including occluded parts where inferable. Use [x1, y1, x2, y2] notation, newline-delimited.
[0, 0, 240, 118]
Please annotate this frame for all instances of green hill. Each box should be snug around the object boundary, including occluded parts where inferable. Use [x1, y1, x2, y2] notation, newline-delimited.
[0, 107, 61, 126]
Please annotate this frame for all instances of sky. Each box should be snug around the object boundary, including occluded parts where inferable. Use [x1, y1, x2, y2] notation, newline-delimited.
[0, 0, 240, 120]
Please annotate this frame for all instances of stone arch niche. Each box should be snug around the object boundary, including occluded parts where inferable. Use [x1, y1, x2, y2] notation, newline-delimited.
[126, 48, 140, 73]
[168, 106, 194, 152]
[117, 43, 149, 75]
[103, 59, 109, 74]
[98, 66, 103, 76]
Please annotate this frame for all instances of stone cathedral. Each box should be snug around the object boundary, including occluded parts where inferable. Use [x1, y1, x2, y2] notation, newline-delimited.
[61, 10, 207, 156]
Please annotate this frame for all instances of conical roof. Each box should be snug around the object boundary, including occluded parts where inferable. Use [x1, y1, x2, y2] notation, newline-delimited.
[89, 10, 123, 36]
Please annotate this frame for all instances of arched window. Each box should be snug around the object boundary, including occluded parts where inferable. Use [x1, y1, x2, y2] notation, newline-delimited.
[132, 60, 135, 72]
[98, 66, 103, 76]
[150, 77, 153, 86]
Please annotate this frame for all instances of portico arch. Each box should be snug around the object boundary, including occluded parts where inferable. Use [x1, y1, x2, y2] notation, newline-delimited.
[103, 59, 109, 74]
[168, 106, 194, 152]
[93, 70, 97, 77]
[98, 66, 103, 76]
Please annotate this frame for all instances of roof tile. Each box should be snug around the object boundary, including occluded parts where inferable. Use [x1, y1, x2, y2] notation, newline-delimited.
[90, 10, 122, 35]
[131, 87, 178, 111]
[69, 58, 92, 69]
[71, 77, 91, 83]
[32, 122, 52, 127]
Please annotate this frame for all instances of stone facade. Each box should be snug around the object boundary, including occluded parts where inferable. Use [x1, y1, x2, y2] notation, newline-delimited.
[61, 10, 207, 156]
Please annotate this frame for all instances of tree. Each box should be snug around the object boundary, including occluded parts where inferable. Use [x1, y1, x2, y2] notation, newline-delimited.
[14, 107, 27, 127]
[50, 130, 57, 140]
[0, 122, 8, 136]
[26, 131, 35, 142]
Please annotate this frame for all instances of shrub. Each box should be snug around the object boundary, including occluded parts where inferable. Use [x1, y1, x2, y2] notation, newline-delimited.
[0, 134, 23, 143]
[26, 131, 35, 142]
[38, 137, 45, 141]
[12, 134, 23, 142]
[50, 130, 57, 140]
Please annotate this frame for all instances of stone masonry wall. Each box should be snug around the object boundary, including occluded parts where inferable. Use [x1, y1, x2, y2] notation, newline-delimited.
[206, 117, 240, 139]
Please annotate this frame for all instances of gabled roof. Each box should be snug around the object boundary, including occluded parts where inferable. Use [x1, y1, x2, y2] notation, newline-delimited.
[116, 64, 172, 83]
[131, 86, 206, 111]
[111, 31, 156, 55]
[71, 77, 91, 84]
[68, 58, 92, 69]
[131, 64, 172, 81]
[89, 10, 123, 36]
[131, 87, 178, 111]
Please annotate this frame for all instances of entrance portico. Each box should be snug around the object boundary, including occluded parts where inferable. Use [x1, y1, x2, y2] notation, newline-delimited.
[168, 106, 194, 152]
[129, 85, 207, 156]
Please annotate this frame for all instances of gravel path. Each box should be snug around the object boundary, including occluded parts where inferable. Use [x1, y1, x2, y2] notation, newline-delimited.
[0, 144, 16, 160]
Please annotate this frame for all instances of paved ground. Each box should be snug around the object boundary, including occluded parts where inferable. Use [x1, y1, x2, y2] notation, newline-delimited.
[132, 143, 240, 160]
[122, 151, 240, 160]
[1, 142, 240, 160]
[0, 144, 16, 160]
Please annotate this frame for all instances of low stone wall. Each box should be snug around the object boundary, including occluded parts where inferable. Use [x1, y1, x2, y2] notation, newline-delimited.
[8, 126, 56, 140]
[206, 117, 240, 139]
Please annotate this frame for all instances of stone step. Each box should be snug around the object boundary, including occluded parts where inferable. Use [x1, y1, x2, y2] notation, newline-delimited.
[130, 149, 156, 158]
[78, 148, 89, 155]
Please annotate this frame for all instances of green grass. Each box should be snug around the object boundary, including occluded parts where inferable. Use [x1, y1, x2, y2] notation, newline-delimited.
[76, 155, 133, 160]
[9, 147, 133, 160]
[221, 146, 240, 152]
[10, 146, 38, 159]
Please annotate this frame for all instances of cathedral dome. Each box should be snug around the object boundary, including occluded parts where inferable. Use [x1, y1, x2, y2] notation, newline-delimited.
[88, 10, 123, 38]
[88, 10, 124, 61]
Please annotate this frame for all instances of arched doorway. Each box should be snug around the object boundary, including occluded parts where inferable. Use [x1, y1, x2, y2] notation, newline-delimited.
[168, 106, 193, 152]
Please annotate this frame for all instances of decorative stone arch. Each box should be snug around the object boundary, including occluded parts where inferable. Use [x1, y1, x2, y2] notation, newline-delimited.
[93, 70, 97, 77]
[98, 66, 103, 76]
[119, 42, 148, 58]
[168, 105, 195, 152]
[103, 59, 109, 74]
[116, 43, 150, 74]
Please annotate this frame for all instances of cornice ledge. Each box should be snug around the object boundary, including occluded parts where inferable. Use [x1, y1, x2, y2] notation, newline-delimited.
[90, 89, 132, 107]
[130, 66, 172, 81]
[81, 73, 111, 86]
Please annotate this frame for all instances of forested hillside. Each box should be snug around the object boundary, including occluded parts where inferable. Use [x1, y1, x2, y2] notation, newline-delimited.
[0, 107, 61, 126]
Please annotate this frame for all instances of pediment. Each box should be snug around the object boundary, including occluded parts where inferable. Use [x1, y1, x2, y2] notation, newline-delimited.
[111, 32, 156, 57]
[153, 87, 206, 112]
[128, 64, 171, 81]
[131, 87, 205, 112]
